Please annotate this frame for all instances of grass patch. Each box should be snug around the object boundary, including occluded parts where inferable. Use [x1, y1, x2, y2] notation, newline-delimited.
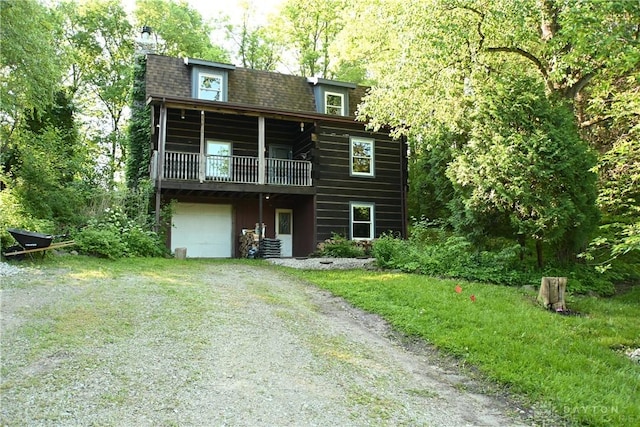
[289, 269, 640, 427]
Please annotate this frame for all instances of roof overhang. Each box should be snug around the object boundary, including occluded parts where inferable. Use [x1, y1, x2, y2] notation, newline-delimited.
[146, 95, 364, 125]
[183, 57, 236, 70]
[306, 76, 357, 89]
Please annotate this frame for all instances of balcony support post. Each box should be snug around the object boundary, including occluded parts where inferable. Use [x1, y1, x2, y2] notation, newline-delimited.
[258, 116, 265, 185]
[199, 110, 206, 182]
[154, 104, 167, 231]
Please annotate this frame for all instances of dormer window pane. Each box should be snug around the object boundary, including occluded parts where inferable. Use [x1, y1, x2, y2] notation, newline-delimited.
[199, 73, 223, 101]
[325, 92, 344, 115]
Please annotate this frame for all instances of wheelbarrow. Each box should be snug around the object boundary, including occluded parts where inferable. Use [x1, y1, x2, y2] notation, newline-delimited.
[3, 228, 75, 260]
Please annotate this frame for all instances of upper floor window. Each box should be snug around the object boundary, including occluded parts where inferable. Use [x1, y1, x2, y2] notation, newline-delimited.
[199, 72, 223, 101]
[325, 91, 345, 115]
[350, 137, 374, 177]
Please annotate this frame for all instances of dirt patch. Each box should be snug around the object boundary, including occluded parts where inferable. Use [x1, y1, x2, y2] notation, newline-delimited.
[1, 261, 554, 426]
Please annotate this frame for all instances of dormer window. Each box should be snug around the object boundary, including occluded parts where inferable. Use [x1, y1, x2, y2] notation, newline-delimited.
[325, 92, 345, 115]
[185, 58, 235, 102]
[307, 76, 356, 117]
[199, 72, 223, 101]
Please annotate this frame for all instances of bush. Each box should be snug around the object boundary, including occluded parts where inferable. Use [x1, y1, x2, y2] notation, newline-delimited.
[372, 219, 615, 294]
[74, 206, 165, 259]
[316, 233, 367, 257]
[74, 226, 128, 259]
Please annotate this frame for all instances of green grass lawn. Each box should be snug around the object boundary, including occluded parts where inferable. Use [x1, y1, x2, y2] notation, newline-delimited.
[287, 268, 640, 427]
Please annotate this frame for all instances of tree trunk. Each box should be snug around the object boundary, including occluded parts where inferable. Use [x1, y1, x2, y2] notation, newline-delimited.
[517, 233, 526, 261]
[536, 239, 544, 269]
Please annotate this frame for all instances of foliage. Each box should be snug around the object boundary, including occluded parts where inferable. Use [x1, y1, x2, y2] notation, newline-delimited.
[587, 135, 640, 267]
[125, 56, 152, 188]
[294, 268, 640, 426]
[59, 0, 135, 187]
[447, 74, 599, 265]
[406, 126, 459, 221]
[224, 5, 281, 71]
[316, 233, 366, 258]
[273, 0, 347, 78]
[75, 206, 164, 259]
[0, 0, 62, 129]
[373, 218, 615, 295]
[337, 0, 637, 276]
[2, 121, 93, 230]
[0, 189, 55, 250]
[134, 0, 229, 62]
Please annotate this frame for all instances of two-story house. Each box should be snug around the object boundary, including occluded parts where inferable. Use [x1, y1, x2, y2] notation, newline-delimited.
[144, 54, 407, 258]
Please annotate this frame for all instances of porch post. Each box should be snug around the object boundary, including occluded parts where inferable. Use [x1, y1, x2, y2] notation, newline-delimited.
[154, 104, 167, 230]
[199, 110, 205, 182]
[258, 193, 263, 254]
[258, 116, 265, 185]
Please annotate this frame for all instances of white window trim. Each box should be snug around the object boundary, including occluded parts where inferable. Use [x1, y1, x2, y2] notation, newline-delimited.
[206, 140, 232, 179]
[350, 137, 375, 177]
[325, 91, 345, 115]
[198, 71, 224, 101]
[350, 202, 375, 241]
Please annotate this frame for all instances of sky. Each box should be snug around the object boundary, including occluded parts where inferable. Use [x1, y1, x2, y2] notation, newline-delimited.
[183, 0, 285, 24]
[123, 0, 285, 26]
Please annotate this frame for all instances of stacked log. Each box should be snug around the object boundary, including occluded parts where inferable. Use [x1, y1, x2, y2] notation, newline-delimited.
[239, 230, 258, 258]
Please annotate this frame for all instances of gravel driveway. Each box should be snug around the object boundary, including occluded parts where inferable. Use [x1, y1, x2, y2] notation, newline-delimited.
[1, 261, 530, 426]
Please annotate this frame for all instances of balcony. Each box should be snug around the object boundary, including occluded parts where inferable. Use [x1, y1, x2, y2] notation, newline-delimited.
[152, 150, 312, 187]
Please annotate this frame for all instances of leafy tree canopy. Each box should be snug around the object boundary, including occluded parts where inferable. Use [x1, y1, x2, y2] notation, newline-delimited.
[135, 0, 230, 62]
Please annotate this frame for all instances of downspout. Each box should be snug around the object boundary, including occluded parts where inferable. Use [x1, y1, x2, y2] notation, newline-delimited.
[154, 103, 167, 230]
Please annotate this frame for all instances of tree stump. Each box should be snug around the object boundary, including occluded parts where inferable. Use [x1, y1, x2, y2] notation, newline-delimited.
[537, 277, 567, 311]
[175, 247, 187, 259]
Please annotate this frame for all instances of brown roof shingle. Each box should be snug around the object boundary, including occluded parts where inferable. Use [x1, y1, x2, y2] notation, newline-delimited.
[145, 54, 365, 117]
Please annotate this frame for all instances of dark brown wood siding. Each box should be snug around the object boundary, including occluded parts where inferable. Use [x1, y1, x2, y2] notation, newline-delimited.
[314, 122, 406, 243]
[160, 108, 309, 157]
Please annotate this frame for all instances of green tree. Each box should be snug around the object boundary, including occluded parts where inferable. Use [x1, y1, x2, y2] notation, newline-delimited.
[55, 0, 134, 188]
[135, 0, 229, 62]
[0, 0, 62, 132]
[447, 75, 599, 267]
[225, 5, 281, 71]
[273, 0, 346, 78]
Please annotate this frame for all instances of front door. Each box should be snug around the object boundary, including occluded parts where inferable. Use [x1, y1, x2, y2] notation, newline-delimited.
[275, 209, 293, 257]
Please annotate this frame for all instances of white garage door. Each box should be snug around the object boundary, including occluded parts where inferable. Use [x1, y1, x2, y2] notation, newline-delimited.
[171, 203, 232, 258]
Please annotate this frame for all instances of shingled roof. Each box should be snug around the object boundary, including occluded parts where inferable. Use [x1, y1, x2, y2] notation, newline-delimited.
[145, 54, 365, 117]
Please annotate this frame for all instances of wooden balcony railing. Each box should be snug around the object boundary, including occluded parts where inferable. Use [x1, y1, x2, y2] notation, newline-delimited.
[156, 151, 312, 186]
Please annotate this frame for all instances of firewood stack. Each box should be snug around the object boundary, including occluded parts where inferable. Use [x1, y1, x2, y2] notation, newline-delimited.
[239, 230, 258, 258]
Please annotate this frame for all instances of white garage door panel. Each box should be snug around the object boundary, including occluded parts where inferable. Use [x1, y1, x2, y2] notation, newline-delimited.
[172, 203, 232, 258]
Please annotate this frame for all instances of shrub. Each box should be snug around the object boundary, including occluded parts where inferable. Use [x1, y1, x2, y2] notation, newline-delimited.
[316, 233, 367, 257]
[372, 219, 614, 294]
[74, 206, 165, 259]
[125, 227, 165, 258]
[74, 226, 128, 259]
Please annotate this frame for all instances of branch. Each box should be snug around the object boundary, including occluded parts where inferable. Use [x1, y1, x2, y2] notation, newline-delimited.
[580, 115, 611, 128]
[485, 46, 553, 91]
[485, 47, 548, 79]
[565, 70, 599, 99]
